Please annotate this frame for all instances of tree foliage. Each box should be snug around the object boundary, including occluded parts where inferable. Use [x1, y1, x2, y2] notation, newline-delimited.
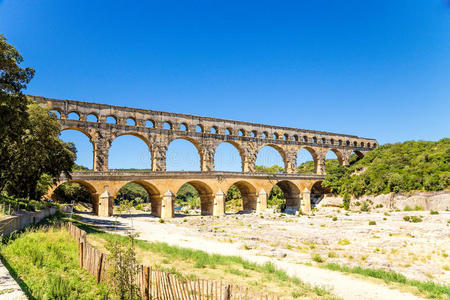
[322, 139, 450, 196]
[1, 103, 76, 199]
[52, 182, 93, 204]
[115, 183, 148, 204]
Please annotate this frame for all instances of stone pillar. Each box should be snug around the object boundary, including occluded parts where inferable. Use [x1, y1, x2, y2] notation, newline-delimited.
[93, 147, 109, 171]
[161, 190, 174, 219]
[301, 188, 311, 214]
[98, 190, 113, 217]
[285, 149, 298, 174]
[152, 144, 168, 172]
[92, 193, 99, 215]
[316, 156, 326, 175]
[242, 147, 257, 173]
[256, 189, 268, 212]
[213, 190, 225, 216]
[201, 148, 215, 172]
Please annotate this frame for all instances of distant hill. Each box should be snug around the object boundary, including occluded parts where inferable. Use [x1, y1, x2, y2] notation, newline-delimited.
[322, 138, 450, 196]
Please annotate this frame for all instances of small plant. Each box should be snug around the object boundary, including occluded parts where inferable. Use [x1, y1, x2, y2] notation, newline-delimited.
[403, 216, 422, 223]
[338, 239, 351, 245]
[369, 221, 376, 225]
[343, 193, 351, 210]
[159, 218, 165, 223]
[332, 216, 338, 221]
[312, 253, 324, 263]
[375, 204, 383, 208]
[355, 201, 361, 206]
[430, 210, 439, 215]
[384, 212, 390, 216]
[105, 232, 140, 300]
[360, 201, 370, 212]
[328, 252, 337, 258]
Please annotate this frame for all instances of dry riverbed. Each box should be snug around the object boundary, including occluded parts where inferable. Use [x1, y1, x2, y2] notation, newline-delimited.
[168, 208, 450, 284]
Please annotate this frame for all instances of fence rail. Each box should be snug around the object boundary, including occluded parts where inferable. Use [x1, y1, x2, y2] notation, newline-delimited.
[66, 222, 282, 300]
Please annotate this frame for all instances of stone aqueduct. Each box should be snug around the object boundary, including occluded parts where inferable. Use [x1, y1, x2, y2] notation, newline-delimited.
[34, 95, 378, 218]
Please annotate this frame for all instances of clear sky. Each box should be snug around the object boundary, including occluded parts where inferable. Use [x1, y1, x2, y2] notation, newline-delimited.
[1, 0, 449, 170]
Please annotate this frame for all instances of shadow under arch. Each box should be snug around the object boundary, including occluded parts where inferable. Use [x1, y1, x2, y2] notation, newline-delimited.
[257, 144, 287, 172]
[310, 181, 331, 206]
[214, 141, 245, 172]
[276, 180, 301, 208]
[227, 180, 257, 212]
[183, 180, 214, 216]
[166, 137, 203, 171]
[51, 179, 99, 214]
[114, 180, 162, 217]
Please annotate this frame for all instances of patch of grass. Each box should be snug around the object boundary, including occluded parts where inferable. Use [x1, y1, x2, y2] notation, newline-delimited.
[0, 226, 108, 299]
[403, 216, 423, 223]
[71, 219, 336, 299]
[338, 239, 350, 246]
[430, 210, 439, 215]
[403, 205, 423, 211]
[322, 263, 450, 299]
[332, 216, 338, 221]
[368, 221, 376, 226]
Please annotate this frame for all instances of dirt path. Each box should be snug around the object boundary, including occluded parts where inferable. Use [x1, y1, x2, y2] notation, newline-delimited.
[79, 213, 425, 300]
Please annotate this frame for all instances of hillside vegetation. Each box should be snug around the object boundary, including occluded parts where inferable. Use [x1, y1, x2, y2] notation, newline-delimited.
[322, 139, 450, 197]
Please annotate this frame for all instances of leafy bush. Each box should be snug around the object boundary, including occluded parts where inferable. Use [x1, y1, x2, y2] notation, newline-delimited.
[369, 221, 376, 226]
[360, 201, 370, 212]
[430, 210, 439, 215]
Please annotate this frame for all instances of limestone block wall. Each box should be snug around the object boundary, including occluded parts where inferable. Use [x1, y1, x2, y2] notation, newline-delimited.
[0, 207, 57, 236]
[317, 191, 450, 211]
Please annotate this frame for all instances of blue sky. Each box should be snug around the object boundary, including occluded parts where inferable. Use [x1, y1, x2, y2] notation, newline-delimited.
[1, 0, 449, 170]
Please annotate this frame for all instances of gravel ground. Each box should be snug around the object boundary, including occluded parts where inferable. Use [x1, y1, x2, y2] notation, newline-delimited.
[77, 207, 450, 300]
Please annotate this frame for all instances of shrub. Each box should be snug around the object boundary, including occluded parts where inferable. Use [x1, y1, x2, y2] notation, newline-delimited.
[332, 216, 337, 221]
[430, 210, 439, 215]
[369, 221, 376, 225]
[105, 233, 140, 299]
[312, 253, 324, 263]
[343, 194, 351, 210]
[159, 218, 165, 223]
[360, 201, 370, 212]
[404, 205, 423, 211]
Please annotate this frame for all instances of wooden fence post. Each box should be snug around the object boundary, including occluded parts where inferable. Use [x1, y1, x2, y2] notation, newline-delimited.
[96, 252, 103, 284]
[223, 284, 231, 300]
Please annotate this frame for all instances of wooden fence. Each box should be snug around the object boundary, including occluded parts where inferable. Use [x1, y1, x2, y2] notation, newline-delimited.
[66, 223, 282, 300]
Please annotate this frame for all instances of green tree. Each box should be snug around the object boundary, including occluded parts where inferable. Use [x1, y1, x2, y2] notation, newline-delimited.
[0, 34, 35, 191]
[2, 103, 75, 200]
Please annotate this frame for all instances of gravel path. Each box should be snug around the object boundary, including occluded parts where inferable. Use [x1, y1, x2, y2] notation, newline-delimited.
[0, 260, 26, 300]
[80, 213, 425, 300]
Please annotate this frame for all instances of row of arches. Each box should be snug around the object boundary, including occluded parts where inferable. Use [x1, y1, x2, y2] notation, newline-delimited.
[53, 178, 326, 216]
[60, 129, 364, 172]
[51, 110, 376, 149]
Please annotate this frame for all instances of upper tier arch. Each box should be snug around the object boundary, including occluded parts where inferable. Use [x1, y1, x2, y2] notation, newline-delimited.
[34, 95, 377, 175]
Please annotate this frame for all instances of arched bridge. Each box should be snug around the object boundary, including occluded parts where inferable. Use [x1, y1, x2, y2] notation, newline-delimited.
[34, 95, 377, 217]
